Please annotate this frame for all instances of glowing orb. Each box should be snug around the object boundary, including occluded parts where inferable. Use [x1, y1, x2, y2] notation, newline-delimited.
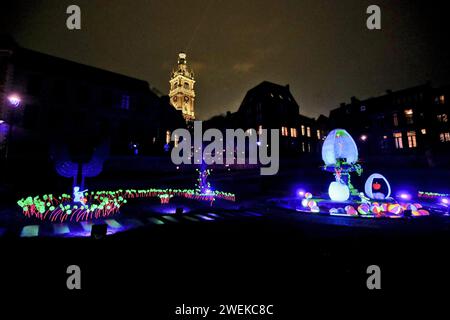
[357, 203, 370, 215]
[387, 203, 402, 214]
[371, 205, 382, 214]
[345, 205, 357, 215]
[301, 199, 309, 207]
[307, 200, 317, 208]
[328, 181, 350, 202]
[416, 209, 429, 216]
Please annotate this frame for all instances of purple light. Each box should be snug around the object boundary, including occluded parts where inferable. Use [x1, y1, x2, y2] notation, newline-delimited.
[360, 135, 367, 141]
[399, 193, 411, 201]
[7, 94, 21, 107]
[441, 198, 449, 204]
[297, 189, 305, 197]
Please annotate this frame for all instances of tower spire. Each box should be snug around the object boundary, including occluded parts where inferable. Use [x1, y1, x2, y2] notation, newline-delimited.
[169, 52, 196, 122]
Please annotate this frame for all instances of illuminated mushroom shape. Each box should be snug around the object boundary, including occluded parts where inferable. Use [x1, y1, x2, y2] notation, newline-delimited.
[322, 129, 358, 166]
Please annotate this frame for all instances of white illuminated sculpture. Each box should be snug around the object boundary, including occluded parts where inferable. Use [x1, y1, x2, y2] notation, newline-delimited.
[322, 129, 359, 202]
[73, 186, 87, 204]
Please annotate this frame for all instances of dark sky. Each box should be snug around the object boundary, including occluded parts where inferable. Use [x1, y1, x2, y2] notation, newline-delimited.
[1, 0, 449, 120]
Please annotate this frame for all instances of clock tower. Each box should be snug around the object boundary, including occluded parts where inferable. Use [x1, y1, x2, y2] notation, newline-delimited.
[169, 52, 195, 122]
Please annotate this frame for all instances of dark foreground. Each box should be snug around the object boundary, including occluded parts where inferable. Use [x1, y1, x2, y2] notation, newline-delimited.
[1, 207, 449, 317]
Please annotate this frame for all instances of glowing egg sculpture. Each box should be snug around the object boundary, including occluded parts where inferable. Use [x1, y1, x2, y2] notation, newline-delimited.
[322, 129, 358, 166]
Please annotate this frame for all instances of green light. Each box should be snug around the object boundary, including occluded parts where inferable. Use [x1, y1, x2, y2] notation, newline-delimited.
[105, 219, 122, 229]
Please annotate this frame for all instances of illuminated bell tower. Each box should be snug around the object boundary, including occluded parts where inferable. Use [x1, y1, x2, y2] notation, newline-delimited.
[169, 52, 195, 122]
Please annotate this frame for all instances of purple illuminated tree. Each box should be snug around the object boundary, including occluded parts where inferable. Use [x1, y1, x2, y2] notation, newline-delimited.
[52, 141, 109, 190]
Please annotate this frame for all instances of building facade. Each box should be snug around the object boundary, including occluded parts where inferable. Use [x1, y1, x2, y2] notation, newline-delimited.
[205, 81, 322, 155]
[169, 52, 195, 122]
[0, 37, 185, 164]
[328, 83, 450, 158]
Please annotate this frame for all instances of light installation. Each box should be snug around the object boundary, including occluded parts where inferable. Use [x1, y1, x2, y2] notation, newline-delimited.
[17, 188, 236, 223]
[294, 128, 431, 218]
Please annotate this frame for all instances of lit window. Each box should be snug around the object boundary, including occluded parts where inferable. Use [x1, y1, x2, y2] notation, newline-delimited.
[404, 109, 414, 124]
[166, 130, 171, 144]
[301, 125, 305, 136]
[281, 126, 288, 136]
[174, 134, 179, 147]
[258, 125, 263, 135]
[306, 127, 311, 137]
[421, 129, 427, 135]
[301, 142, 305, 152]
[121, 95, 130, 110]
[440, 132, 450, 142]
[437, 114, 448, 123]
[290, 128, 297, 137]
[393, 113, 398, 127]
[317, 129, 321, 140]
[307, 143, 311, 152]
[439, 95, 445, 104]
[393, 132, 403, 149]
[407, 131, 417, 148]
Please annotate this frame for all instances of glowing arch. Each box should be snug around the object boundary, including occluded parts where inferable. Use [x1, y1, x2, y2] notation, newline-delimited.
[364, 173, 391, 199]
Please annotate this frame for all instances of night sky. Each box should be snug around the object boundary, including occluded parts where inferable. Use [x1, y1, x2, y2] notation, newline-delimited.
[1, 0, 448, 120]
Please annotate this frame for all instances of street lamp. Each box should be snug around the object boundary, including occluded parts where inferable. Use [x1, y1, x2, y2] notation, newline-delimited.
[7, 94, 21, 108]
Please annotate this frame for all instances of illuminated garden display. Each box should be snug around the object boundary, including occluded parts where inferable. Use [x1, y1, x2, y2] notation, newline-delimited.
[294, 128, 432, 218]
[17, 168, 235, 223]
